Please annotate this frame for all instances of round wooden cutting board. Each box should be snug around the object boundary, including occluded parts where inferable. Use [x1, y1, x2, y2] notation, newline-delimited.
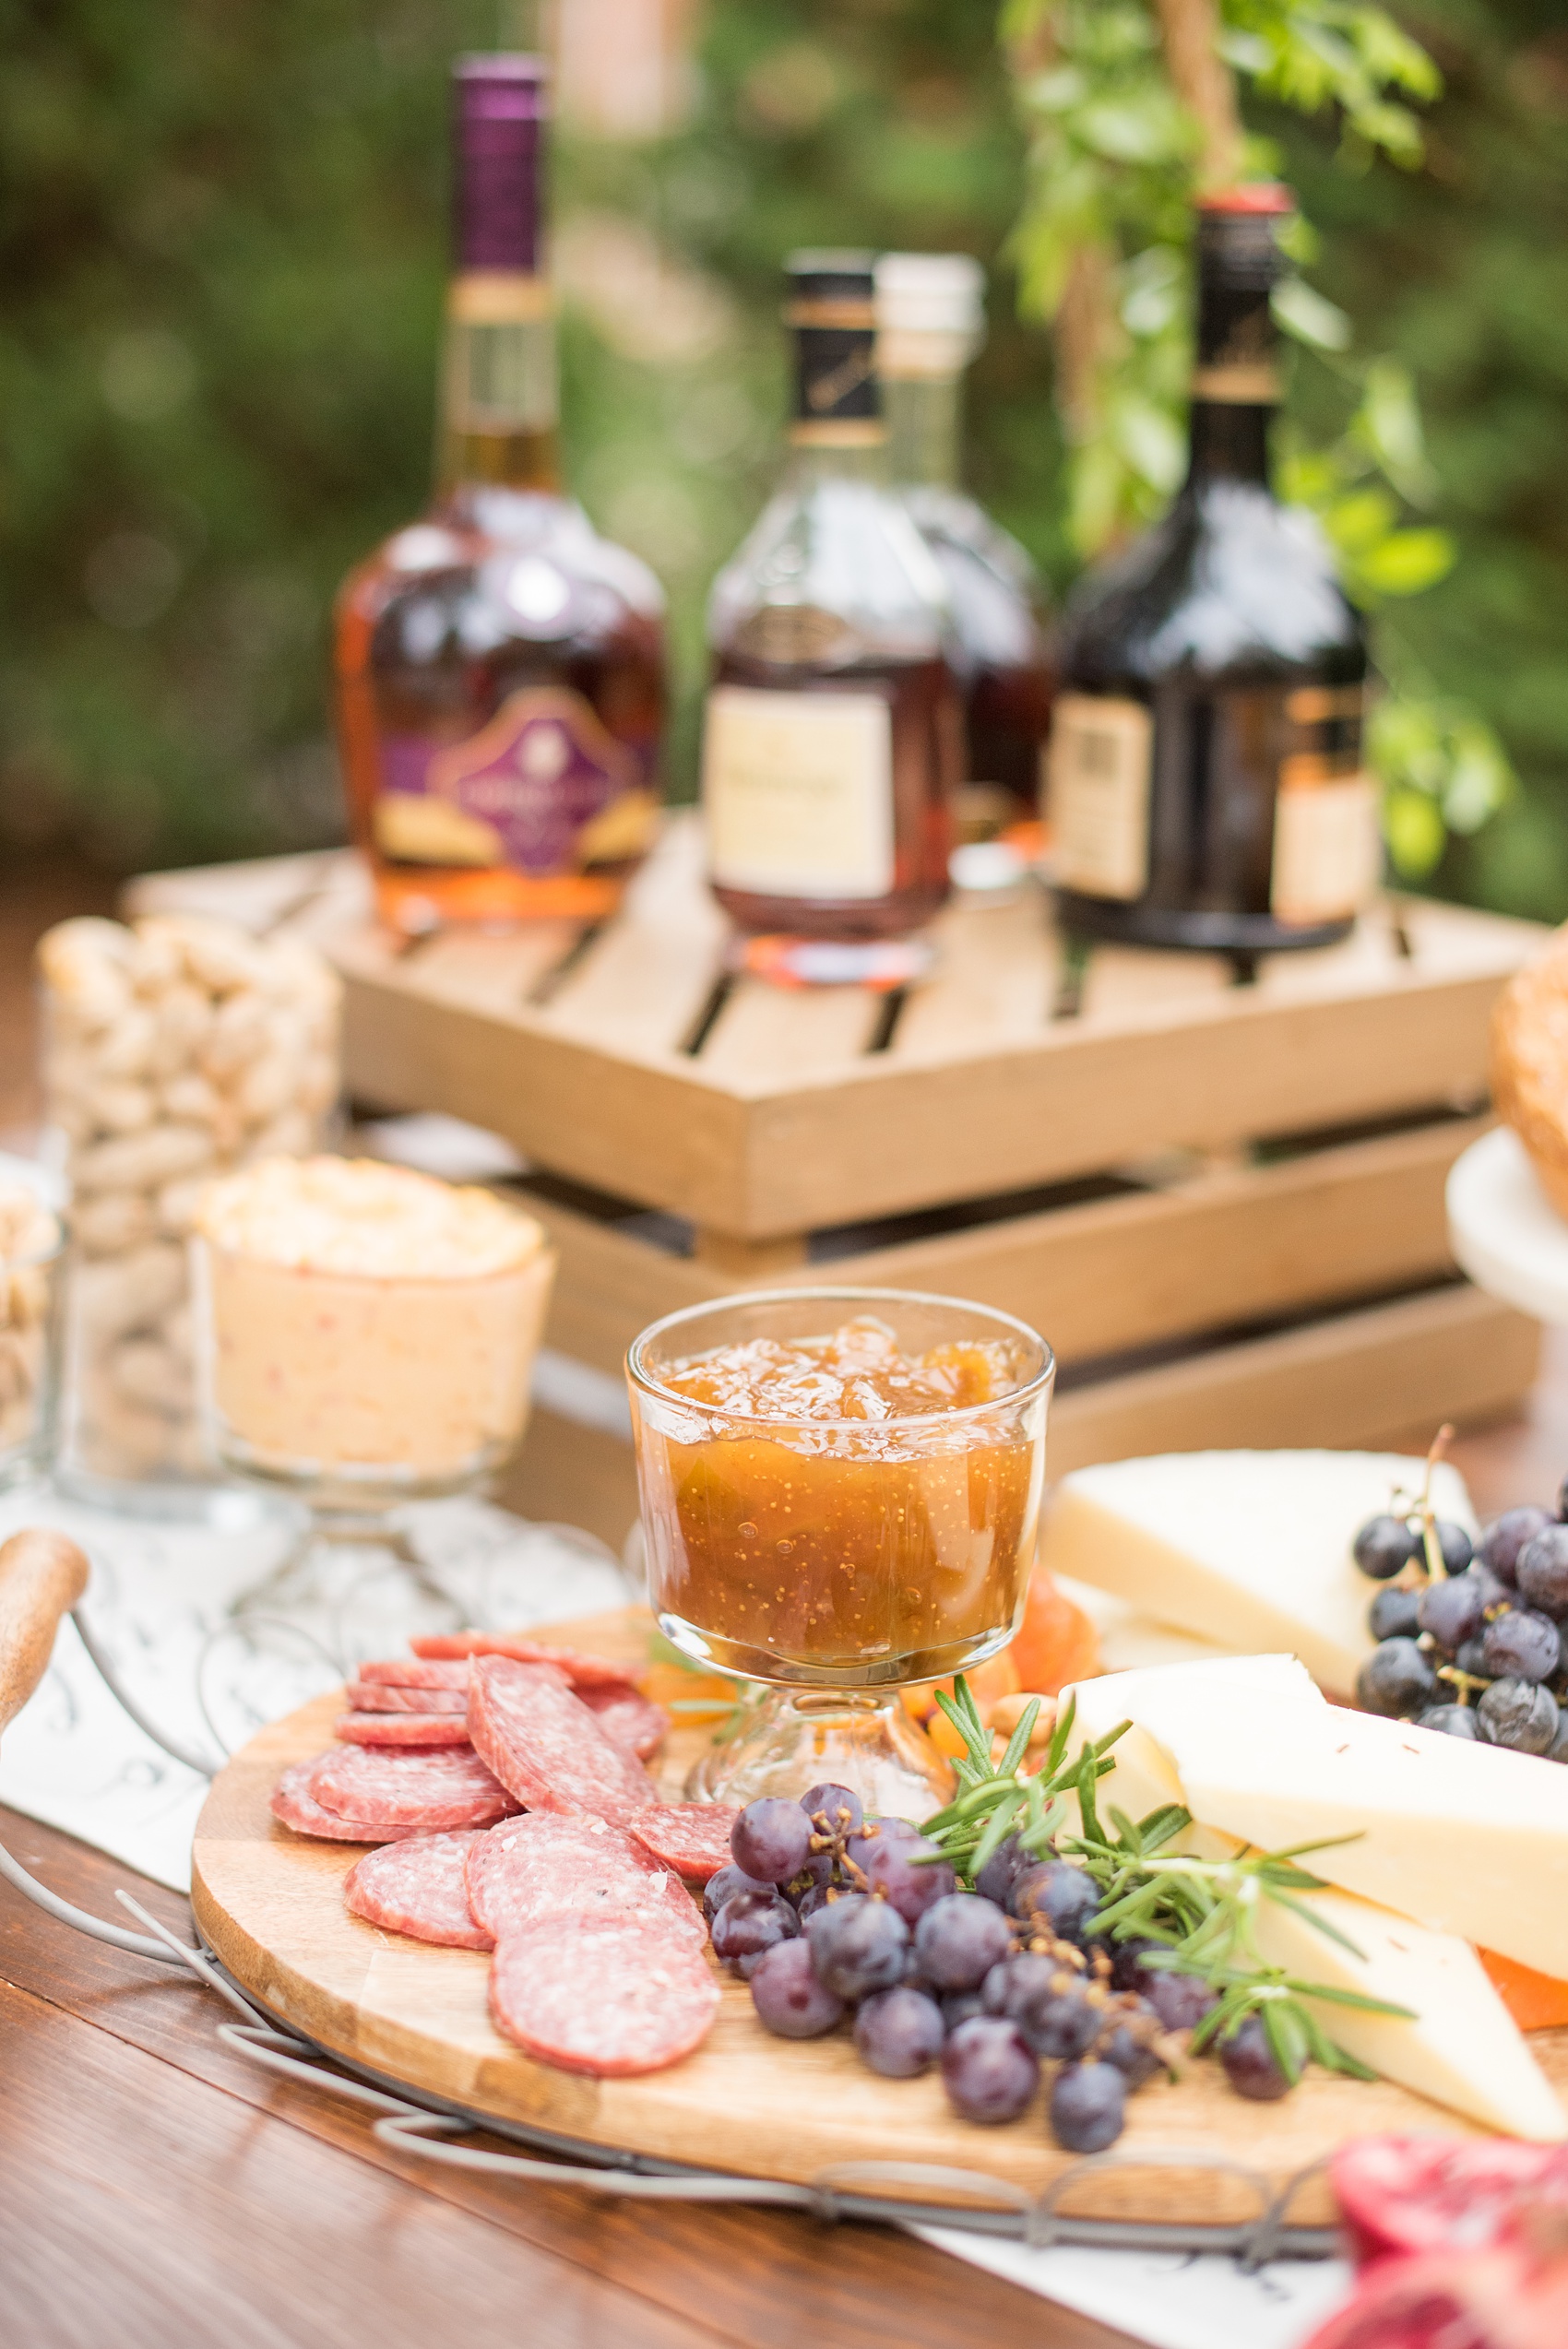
[190, 1608, 1568, 2232]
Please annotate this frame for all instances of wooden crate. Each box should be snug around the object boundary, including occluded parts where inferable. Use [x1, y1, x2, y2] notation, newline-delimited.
[126, 826, 1547, 1548]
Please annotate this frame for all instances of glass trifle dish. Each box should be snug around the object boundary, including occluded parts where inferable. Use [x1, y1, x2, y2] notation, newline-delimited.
[193, 1156, 554, 1614]
[627, 1288, 1052, 1814]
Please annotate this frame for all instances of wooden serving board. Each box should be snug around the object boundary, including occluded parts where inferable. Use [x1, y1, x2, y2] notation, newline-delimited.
[191, 1609, 1568, 2230]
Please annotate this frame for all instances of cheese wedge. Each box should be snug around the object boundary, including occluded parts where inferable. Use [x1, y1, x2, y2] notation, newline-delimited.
[1053, 1575, 1234, 1677]
[1062, 1666, 1568, 2141]
[1071, 1658, 1568, 1981]
[1040, 1449, 1476, 1694]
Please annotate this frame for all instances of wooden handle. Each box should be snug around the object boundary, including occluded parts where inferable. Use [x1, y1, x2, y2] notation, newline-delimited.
[0, 1528, 89, 1739]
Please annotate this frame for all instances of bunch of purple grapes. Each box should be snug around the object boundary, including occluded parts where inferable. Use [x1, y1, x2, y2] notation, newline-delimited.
[1352, 1492, 1568, 1758]
[704, 1789, 1277, 2153]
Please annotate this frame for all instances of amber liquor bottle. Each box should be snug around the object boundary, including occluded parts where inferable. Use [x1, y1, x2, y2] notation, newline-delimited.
[703, 251, 962, 944]
[875, 253, 1055, 838]
[1050, 187, 1374, 957]
[335, 55, 667, 936]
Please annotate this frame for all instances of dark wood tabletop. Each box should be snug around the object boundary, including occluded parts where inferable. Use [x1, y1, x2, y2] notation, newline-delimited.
[1, 1383, 1560, 2349]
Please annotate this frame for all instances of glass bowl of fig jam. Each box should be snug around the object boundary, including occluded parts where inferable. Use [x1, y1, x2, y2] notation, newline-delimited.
[627, 1288, 1052, 1810]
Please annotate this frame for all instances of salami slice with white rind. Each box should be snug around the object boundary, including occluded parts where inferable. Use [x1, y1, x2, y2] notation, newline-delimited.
[413, 1631, 629, 1690]
[468, 1657, 657, 1826]
[269, 1759, 420, 1845]
[314, 1741, 515, 1831]
[581, 1685, 668, 1762]
[357, 1659, 473, 1691]
[489, 1913, 719, 2076]
[464, 1813, 702, 1945]
[343, 1831, 493, 1950]
[628, 1803, 742, 1884]
[334, 1712, 474, 1748]
[345, 1683, 469, 1714]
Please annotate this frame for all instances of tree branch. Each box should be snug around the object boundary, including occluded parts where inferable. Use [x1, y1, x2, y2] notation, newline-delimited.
[1150, 0, 1243, 186]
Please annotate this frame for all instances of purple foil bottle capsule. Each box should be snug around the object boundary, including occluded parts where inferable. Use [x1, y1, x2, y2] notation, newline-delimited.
[452, 53, 549, 275]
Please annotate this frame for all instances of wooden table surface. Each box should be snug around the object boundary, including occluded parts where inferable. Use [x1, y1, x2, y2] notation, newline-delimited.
[3, 1381, 1564, 2349]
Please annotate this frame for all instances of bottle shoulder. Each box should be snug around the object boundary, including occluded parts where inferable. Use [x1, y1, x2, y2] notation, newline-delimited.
[708, 473, 951, 662]
[899, 487, 1051, 673]
[1060, 482, 1366, 690]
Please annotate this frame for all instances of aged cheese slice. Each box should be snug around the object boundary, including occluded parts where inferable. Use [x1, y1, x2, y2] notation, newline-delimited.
[1091, 1665, 1568, 1982]
[1039, 1449, 1477, 1694]
[1061, 1663, 1568, 2141]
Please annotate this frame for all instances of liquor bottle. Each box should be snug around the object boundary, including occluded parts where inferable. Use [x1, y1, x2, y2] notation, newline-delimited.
[875, 253, 1055, 838]
[335, 55, 667, 936]
[1049, 186, 1374, 958]
[702, 251, 962, 945]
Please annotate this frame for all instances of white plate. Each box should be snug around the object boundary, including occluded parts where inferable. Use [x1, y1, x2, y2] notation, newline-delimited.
[1447, 1126, 1568, 1325]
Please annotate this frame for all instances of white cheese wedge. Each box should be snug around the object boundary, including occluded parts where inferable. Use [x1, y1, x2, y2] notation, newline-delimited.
[1061, 1663, 1568, 2141]
[1053, 1575, 1234, 1677]
[1039, 1449, 1477, 1694]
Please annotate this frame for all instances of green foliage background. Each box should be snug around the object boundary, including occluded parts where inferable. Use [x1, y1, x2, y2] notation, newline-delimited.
[0, 0, 1564, 919]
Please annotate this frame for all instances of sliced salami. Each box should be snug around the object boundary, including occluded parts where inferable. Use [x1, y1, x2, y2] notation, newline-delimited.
[334, 1712, 475, 1748]
[464, 1812, 702, 1945]
[468, 1656, 657, 1827]
[313, 1741, 516, 1831]
[413, 1631, 629, 1690]
[269, 1758, 419, 1845]
[343, 1830, 493, 1950]
[628, 1803, 742, 1884]
[357, 1659, 472, 1691]
[489, 1913, 720, 2076]
[345, 1683, 469, 1714]
[580, 1684, 669, 1762]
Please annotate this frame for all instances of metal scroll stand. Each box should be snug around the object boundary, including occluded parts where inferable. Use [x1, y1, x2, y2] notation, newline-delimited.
[0, 1526, 1337, 2262]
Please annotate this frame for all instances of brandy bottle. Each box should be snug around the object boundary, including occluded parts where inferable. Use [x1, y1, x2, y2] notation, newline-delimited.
[875, 252, 1055, 838]
[1050, 187, 1374, 957]
[702, 251, 962, 944]
[335, 54, 667, 936]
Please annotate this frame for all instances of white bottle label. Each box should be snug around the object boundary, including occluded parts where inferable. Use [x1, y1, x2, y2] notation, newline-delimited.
[703, 685, 895, 901]
[1270, 769, 1382, 924]
[1048, 694, 1152, 901]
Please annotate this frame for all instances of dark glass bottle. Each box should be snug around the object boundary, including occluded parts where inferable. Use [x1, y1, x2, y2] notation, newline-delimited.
[703, 251, 962, 943]
[1050, 187, 1374, 958]
[875, 253, 1055, 838]
[335, 55, 667, 937]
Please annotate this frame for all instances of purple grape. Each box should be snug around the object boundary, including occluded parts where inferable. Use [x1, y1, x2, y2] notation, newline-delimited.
[748, 1936, 845, 2039]
[1110, 1937, 1160, 1994]
[704, 1861, 770, 1924]
[1549, 1714, 1568, 1764]
[985, 1952, 1100, 2059]
[1356, 1638, 1437, 1718]
[1368, 1585, 1420, 1643]
[942, 1988, 989, 2030]
[1435, 1521, 1473, 1575]
[1098, 2016, 1165, 2089]
[1479, 1506, 1554, 1587]
[853, 1985, 945, 2078]
[783, 1849, 835, 1904]
[1517, 1527, 1568, 1619]
[1352, 1514, 1420, 1582]
[1009, 1859, 1101, 1945]
[1477, 1677, 1561, 1755]
[804, 1892, 909, 2001]
[799, 1782, 861, 1836]
[1481, 1608, 1561, 1684]
[913, 1893, 1014, 1992]
[1141, 1969, 1219, 2034]
[731, 1797, 813, 1887]
[1219, 2014, 1291, 2101]
[858, 1834, 955, 1926]
[710, 1887, 799, 1977]
[796, 1883, 832, 1921]
[974, 1832, 1032, 1909]
[1417, 1702, 1480, 1739]
[844, 1816, 921, 1875]
[1416, 1570, 1490, 1653]
[941, 2016, 1039, 2125]
[1050, 2060, 1127, 2152]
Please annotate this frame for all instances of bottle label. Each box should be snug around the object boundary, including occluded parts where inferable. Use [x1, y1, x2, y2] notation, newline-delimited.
[1048, 694, 1152, 901]
[373, 687, 656, 875]
[1270, 769, 1382, 924]
[703, 685, 895, 900]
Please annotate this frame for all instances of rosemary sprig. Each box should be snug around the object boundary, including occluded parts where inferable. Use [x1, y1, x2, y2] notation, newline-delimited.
[916, 1684, 1414, 2092]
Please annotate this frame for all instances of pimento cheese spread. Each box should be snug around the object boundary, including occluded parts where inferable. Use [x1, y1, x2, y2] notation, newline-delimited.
[196, 1157, 552, 1478]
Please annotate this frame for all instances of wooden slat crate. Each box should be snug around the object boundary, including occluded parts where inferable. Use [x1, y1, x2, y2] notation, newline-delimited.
[127, 824, 1549, 1548]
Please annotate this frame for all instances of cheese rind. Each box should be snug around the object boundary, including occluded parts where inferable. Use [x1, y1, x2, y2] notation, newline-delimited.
[1040, 1450, 1475, 1694]
[1061, 1661, 1568, 2141]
